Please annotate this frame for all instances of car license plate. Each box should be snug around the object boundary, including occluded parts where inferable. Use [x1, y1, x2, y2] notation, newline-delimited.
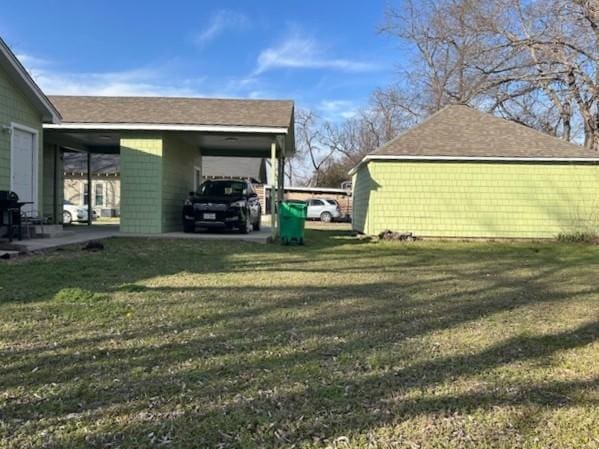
[203, 213, 216, 220]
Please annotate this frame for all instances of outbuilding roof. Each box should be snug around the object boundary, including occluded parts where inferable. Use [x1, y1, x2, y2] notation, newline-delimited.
[375, 105, 598, 158]
[48, 95, 294, 129]
[349, 105, 599, 175]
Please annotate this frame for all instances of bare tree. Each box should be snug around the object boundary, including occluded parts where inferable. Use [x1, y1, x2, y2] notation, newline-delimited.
[294, 109, 340, 186]
[382, 0, 599, 149]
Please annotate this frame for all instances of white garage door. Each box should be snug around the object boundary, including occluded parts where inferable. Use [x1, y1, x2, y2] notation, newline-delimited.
[11, 126, 37, 214]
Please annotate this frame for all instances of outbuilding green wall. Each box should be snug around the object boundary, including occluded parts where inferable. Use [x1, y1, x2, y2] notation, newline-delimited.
[0, 63, 44, 210]
[352, 161, 599, 238]
[120, 135, 200, 234]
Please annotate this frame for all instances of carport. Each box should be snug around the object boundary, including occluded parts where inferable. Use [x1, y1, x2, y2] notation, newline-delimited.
[43, 96, 294, 240]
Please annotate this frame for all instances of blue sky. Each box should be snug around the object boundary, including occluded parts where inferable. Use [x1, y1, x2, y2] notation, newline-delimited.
[1, 0, 403, 121]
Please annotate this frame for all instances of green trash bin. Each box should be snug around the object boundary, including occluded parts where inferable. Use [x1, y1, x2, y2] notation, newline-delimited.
[278, 200, 307, 245]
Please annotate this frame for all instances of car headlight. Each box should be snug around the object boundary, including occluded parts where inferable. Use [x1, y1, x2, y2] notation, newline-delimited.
[184, 199, 192, 206]
[230, 200, 246, 208]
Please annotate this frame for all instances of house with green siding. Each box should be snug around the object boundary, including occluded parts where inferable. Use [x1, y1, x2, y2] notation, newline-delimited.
[350, 105, 599, 239]
[1, 35, 293, 238]
[0, 37, 61, 224]
[44, 95, 294, 236]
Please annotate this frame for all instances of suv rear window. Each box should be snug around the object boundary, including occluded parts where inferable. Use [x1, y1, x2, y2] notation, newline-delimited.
[325, 199, 339, 206]
[200, 181, 246, 196]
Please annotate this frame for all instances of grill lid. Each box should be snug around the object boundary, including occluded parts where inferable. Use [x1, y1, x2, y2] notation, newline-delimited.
[0, 190, 19, 203]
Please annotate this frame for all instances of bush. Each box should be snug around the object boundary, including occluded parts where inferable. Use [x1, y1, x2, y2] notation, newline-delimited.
[557, 231, 598, 243]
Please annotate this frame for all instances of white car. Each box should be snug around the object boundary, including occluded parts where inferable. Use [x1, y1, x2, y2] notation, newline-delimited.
[63, 200, 96, 224]
[306, 198, 342, 222]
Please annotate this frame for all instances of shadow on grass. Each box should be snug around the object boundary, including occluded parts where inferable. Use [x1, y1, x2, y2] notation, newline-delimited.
[1, 229, 599, 447]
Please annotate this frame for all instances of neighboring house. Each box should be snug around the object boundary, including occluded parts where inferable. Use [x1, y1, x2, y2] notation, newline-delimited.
[350, 105, 599, 238]
[63, 152, 120, 217]
[0, 37, 61, 224]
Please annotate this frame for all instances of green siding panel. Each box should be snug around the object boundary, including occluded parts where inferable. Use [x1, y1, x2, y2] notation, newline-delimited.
[161, 135, 200, 232]
[42, 144, 63, 223]
[120, 136, 164, 234]
[120, 135, 201, 233]
[0, 64, 44, 211]
[353, 161, 599, 238]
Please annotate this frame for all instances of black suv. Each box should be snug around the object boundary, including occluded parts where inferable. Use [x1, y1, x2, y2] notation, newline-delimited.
[183, 179, 262, 234]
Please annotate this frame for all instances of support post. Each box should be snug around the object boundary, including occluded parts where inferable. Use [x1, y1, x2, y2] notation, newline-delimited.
[87, 152, 92, 226]
[270, 142, 277, 241]
[53, 145, 59, 224]
[277, 153, 285, 205]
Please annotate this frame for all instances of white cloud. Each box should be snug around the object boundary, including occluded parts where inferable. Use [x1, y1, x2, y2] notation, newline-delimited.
[318, 99, 359, 121]
[255, 33, 378, 75]
[194, 10, 250, 46]
[16, 52, 205, 97]
[32, 67, 203, 97]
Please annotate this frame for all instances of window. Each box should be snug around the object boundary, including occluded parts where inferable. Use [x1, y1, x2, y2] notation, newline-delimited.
[80, 181, 105, 207]
[95, 183, 105, 207]
[310, 199, 325, 206]
[81, 182, 88, 206]
[200, 180, 246, 196]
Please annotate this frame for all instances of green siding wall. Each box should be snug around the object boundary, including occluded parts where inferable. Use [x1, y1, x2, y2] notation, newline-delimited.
[120, 137, 164, 233]
[161, 135, 200, 232]
[42, 144, 63, 223]
[351, 166, 371, 233]
[353, 161, 599, 238]
[0, 64, 44, 210]
[120, 135, 201, 233]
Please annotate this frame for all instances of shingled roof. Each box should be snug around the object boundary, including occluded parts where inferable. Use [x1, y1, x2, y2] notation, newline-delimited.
[372, 105, 598, 159]
[48, 95, 294, 129]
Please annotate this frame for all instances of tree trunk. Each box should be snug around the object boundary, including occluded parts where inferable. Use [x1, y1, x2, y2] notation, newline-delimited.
[562, 102, 572, 142]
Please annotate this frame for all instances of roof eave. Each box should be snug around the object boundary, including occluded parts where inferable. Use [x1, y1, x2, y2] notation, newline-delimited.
[0, 38, 61, 124]
[348, 154, 599, 176]
[43, 122, 289, 134]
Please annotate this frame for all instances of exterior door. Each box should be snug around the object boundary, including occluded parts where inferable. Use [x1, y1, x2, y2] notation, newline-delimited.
[11, 126, 37, 214]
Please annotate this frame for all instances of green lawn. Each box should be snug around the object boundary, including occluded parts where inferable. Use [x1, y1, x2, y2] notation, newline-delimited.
[1, 229, 599, 448]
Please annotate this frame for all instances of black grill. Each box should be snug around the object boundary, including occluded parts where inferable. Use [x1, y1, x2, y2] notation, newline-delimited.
[0, 190, 19, 208]
[0, 190, 26, 242]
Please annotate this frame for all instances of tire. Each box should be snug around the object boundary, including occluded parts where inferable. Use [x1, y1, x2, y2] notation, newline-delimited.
[183, 220, 195, 233]
[254, 210, 262, 231]
[239, 212, 252, 234]
[320, 211, 332, 223]
[239, 220, 252, 234]
[63, 211, 72, 225]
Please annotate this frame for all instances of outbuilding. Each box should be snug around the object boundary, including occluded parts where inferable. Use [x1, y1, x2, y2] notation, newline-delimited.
[350, 105, 599, 238]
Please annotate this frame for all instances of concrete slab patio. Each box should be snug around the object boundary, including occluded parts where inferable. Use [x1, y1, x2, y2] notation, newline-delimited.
[7, 222, 271, 254]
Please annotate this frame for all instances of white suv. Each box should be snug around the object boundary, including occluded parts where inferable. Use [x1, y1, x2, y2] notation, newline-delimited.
[306, 198, 341, 223]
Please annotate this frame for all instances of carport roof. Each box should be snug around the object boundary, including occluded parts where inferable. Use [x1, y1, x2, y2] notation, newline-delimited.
[48, 95, 294, 129]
